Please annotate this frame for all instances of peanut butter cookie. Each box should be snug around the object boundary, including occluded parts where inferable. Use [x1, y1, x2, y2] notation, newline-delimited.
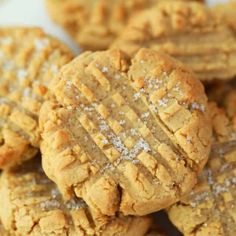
[111, 1, 236, 81]
[0, 27, 73, 169]
[45, 0, 204, 51]
[167, 101, 236, 235]
[0, 158, 152, 236]
[40, 48, 212, 216]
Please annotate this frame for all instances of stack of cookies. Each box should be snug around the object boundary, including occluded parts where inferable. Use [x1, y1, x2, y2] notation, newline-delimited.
[0, 0, 235, 235]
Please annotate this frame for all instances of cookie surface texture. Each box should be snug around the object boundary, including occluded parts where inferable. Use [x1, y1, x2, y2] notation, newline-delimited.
[0, 158, 152, 236]
[111, 1, 236, 81]
[0, 27, 73, 169]
[40, 48, 211, 216]
[167, 92, 236, 236]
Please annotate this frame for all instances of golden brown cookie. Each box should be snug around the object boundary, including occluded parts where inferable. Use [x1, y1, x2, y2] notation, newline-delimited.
[40, 48, 212, 216]
[0, 158, 152, 236]
[167, 101, 236, 235]
[45, 0, 204, 51]
[111, 1, 236, 81]
[0, 27, 73, 169]
[212, 1, 236, 32]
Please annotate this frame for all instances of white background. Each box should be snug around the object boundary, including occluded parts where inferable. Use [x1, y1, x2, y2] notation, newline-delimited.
[0, 0, 229, 55]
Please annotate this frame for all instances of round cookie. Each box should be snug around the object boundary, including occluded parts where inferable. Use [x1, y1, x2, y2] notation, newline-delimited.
[0, 158, 152, 236]
[45, 0, 204, 51]
[0, 27, 73, 169]
[40, 48, 212, 216]
[167, 102, 236, 236]
[111, 1, 236, 81]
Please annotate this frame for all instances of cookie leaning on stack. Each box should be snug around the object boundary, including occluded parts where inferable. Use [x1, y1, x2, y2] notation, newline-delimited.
[39, 48, 212, 216]
[167, 85, 236, 236]
[111, 1, 236, 81]
[0, 27, 73, 169]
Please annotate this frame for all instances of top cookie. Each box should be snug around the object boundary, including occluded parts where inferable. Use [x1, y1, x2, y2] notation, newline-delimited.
[45, 0, 204, 51]
[40, 48, 211, 216]
[167, 87, 236, 235]
[0, 27, 73, 169]
[111, 1, 236, 81]
[0, 158, 152, 236]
